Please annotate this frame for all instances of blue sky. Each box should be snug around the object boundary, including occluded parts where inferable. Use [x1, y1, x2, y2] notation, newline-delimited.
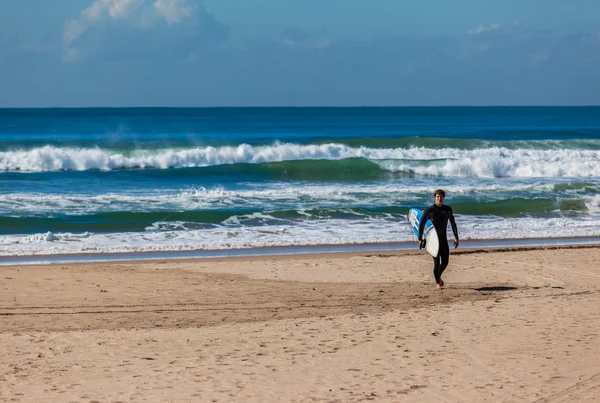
[1, 0, 599, 107]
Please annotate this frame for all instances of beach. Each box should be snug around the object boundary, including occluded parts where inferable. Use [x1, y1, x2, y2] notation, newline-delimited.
[1, 0, 600, 399]
[2, 246, 600, 402]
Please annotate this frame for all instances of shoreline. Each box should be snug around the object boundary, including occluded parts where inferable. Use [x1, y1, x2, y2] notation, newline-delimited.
[2, 235, 600, 266]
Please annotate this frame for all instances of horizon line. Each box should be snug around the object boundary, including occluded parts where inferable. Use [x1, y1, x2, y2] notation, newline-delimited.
[1, 105, 600, 109]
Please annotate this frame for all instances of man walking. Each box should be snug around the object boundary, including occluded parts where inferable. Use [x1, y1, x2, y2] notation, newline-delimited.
[418, 189, 459, 288]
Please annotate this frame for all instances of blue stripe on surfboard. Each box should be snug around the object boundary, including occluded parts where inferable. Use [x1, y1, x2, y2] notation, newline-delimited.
[408, 207, 439, 257]
[408, 208, 433, 238]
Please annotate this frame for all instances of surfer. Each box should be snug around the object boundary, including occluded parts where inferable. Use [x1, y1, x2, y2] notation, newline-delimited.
[418, 189, 459, 288]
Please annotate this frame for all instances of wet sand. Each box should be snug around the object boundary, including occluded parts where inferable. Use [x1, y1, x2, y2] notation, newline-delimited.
[1, 246, 600, 402]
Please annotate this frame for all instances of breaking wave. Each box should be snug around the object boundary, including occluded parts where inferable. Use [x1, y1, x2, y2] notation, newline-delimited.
[2, 143, 600, 178]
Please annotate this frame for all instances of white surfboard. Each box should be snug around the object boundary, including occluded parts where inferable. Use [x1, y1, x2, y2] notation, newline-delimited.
[408, 208, 439, 258]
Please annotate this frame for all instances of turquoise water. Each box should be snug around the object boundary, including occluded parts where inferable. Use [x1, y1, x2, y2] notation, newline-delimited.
[1, 107, 600, 256]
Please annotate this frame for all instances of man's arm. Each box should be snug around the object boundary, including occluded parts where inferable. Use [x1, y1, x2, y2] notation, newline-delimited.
[417, 207, 432, 241]
[448, 207, 459, 248]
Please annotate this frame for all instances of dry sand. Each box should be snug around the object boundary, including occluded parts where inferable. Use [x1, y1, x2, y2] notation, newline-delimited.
[1, 246, 600, 402]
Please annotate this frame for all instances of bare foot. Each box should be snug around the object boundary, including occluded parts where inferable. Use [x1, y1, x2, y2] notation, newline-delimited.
[436, 283, 442, 289]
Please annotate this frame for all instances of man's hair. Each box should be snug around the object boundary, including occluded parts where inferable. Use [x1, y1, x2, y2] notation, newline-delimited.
[433, 189, 446, 198]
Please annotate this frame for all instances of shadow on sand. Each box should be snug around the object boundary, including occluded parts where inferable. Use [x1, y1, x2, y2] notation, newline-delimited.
[475, 286, 518, 292]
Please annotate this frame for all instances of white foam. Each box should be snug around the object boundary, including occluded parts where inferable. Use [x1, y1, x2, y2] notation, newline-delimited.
[585, 195, 600, 213]
[0, 181, 571, 215]
[2, 144, 600, 177]
[44, 231, 58, 241]
[374, 148, 600, 178]
[2, 215, 600, 257]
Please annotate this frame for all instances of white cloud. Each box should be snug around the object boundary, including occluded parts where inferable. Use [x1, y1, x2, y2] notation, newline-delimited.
[63, 0, 145, 47]
[63, 20, 87, 46]
[62, 0, 217, 62]
[83, 0, 143, 20]
[154, 0, 195, 25]
[466, 22, 502, 35]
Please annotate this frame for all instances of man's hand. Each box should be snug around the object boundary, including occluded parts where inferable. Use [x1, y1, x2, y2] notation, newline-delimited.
[454, 239, 460, 249]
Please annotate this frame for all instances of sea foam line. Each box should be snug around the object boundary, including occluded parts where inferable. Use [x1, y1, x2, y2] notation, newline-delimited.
[2, 216, 600, 257]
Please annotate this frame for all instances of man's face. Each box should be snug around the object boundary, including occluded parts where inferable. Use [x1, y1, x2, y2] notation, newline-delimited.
[435, 193, 444, 206]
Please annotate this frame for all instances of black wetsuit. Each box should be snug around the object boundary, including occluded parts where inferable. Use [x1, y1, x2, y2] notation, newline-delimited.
[417, 204, 459, 285]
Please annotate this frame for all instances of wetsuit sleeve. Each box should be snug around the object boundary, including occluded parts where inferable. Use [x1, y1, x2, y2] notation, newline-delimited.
[417, 207, 432, 241]
[448, 207, 459, 240]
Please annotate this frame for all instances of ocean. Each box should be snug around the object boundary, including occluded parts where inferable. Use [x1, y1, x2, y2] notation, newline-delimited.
[1, 107, 600, 259]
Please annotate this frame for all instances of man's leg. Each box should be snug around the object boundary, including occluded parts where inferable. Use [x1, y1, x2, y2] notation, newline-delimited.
[433, 255, 442, 286]
[438, 243, 450, 287]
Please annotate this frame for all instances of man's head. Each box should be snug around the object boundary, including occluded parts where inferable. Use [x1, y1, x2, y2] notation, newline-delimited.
[433, 189, 445, 206]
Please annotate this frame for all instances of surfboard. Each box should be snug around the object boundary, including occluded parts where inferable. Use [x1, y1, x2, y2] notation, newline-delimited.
[408, 208, 439, 258]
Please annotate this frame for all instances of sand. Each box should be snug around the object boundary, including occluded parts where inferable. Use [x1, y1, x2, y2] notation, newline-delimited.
[1, 246, 600, 402]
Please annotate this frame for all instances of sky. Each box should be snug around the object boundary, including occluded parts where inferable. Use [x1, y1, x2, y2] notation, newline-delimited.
[1, 0, 599, 107]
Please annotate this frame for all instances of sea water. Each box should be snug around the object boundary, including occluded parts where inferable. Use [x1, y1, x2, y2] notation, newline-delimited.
[1, 107, 600, 258]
